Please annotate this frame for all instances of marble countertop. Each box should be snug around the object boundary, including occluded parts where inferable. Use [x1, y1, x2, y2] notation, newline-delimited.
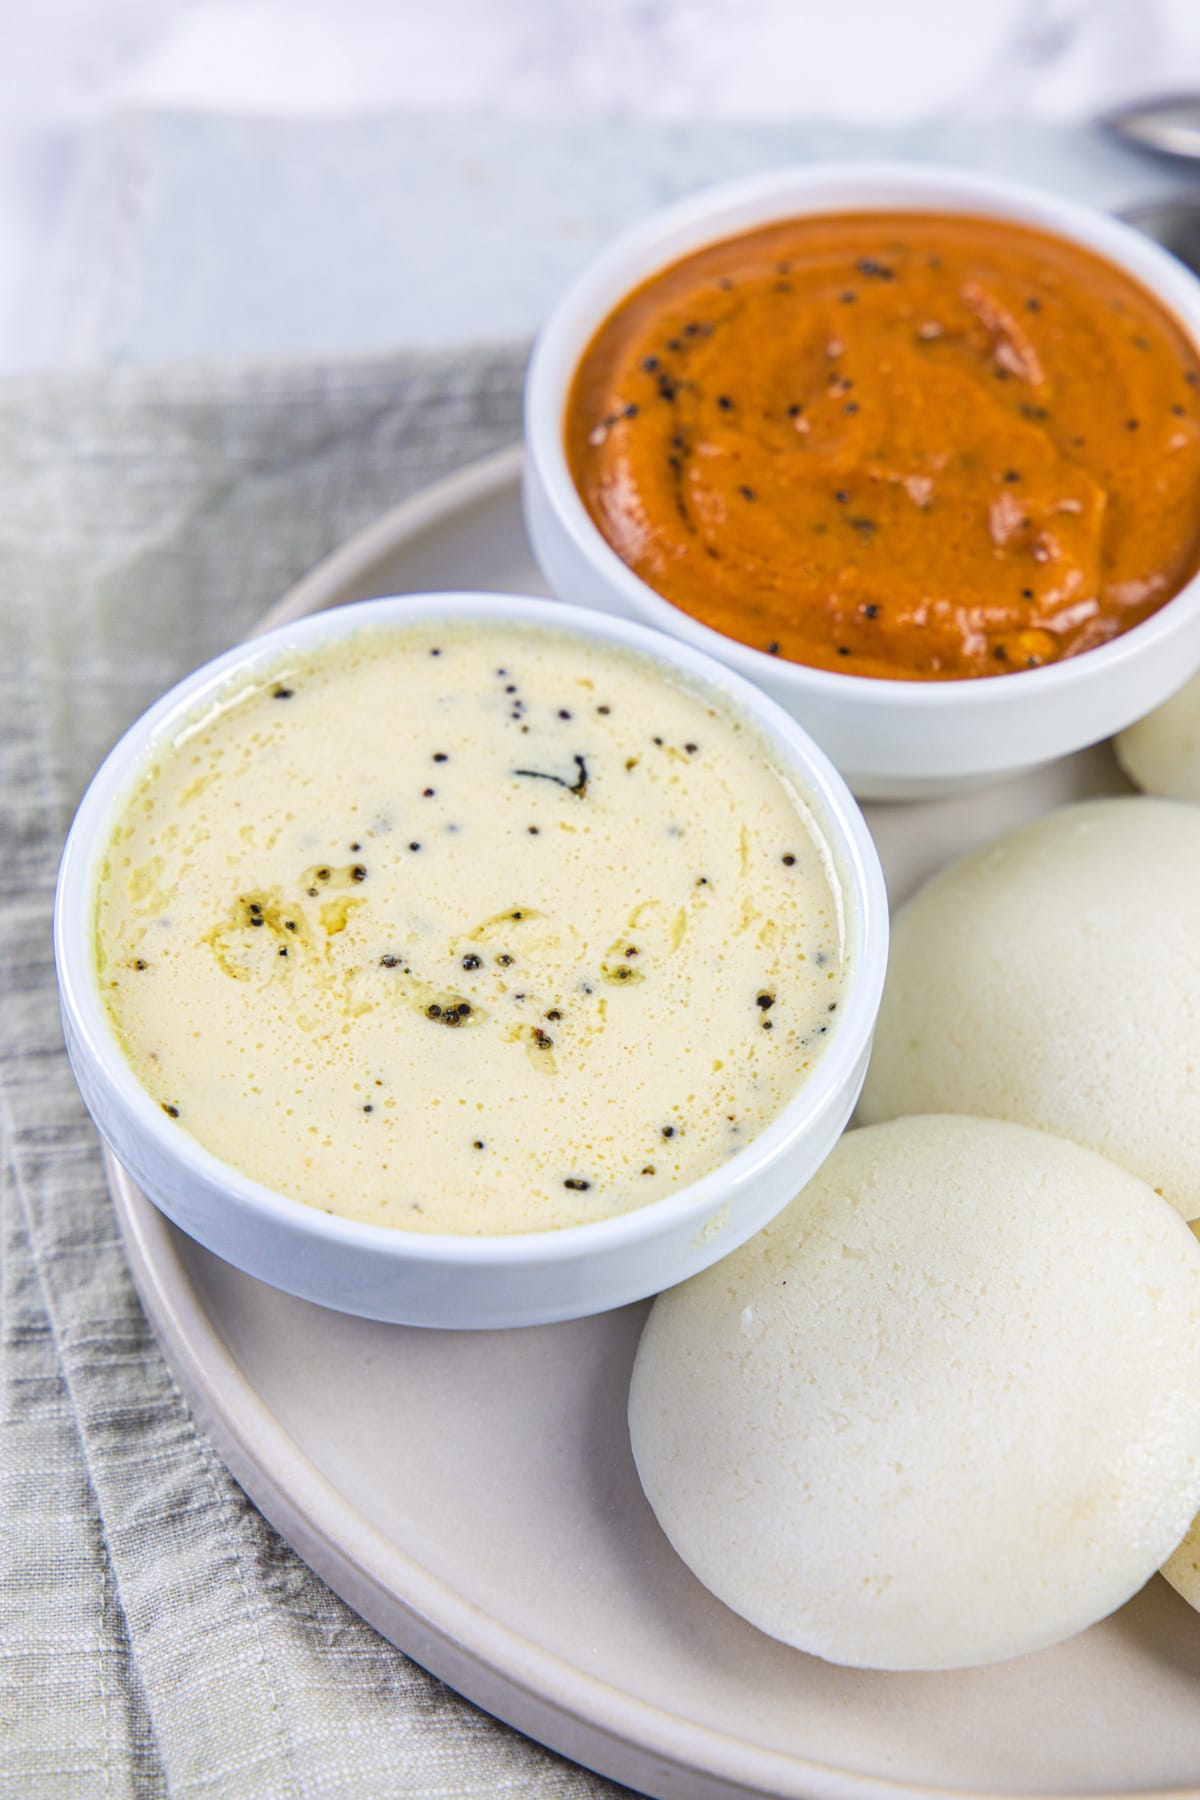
[6, 0, 1200, 368]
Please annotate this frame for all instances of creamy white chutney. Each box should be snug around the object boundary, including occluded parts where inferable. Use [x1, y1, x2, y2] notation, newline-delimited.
[94, 620, 844, 1234]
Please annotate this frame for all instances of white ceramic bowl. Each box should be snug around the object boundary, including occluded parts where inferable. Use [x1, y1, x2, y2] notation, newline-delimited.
[524, 162, 1200, 800]
[55, 592, 887, 1330]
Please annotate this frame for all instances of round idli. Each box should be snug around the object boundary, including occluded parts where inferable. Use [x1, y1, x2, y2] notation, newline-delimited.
[1162, 1221, 1200, 1615]
[629, 1115, 1200, 1671]
[1163, 1504, 1200, 1613]
[858, 797, 1200, 1220]
[1116, 671, 1200, 801]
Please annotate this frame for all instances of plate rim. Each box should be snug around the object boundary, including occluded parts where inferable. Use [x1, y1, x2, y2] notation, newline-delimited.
[110, 1158, 926, 1800]
[104, 446, 1200, 1800]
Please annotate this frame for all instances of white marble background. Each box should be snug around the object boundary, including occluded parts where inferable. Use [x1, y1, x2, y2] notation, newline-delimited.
[6, 0, 1200, 368]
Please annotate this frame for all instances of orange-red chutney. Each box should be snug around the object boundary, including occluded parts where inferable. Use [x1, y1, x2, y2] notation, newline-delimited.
[565, 213, 1200, 680]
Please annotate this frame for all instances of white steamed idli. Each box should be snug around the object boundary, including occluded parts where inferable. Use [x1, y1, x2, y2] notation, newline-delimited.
[1163, 1520, 1200, 1611]
[858, 797, 1200, 1220]
[1162, 1221, 1200, 1615]
[629, 1115, 1200, 1671]
[1117, 671, 1200, 801]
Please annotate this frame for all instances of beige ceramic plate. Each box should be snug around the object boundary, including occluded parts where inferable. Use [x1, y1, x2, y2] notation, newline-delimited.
[107, 445, 1200, 1800]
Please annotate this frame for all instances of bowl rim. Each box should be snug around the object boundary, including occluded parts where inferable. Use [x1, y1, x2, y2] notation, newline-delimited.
[524, 158, 1200, 709]
[54, 590, 888, 1268]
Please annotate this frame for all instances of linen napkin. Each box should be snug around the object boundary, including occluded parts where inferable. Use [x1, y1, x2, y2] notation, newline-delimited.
[50, 110, 1190, 367]
[0, 344, 634, 1798]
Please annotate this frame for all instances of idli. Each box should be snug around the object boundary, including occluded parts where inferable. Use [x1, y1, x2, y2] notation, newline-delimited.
[1117, 671, 1200, 801]
[629, 1116, 1200, 1671]
[1163, 1515, 1200, 1613]
[858, 797, 1200, 1220]
[1162, 1222, 1200, 1615]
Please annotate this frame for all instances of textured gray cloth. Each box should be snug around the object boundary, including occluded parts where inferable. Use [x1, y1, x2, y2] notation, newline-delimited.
[0, 347, 633, 1798]
[51, 110, 1189, 367]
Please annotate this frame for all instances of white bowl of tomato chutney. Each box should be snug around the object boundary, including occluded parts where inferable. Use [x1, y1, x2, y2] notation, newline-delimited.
[524, 163, 1200, 798]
